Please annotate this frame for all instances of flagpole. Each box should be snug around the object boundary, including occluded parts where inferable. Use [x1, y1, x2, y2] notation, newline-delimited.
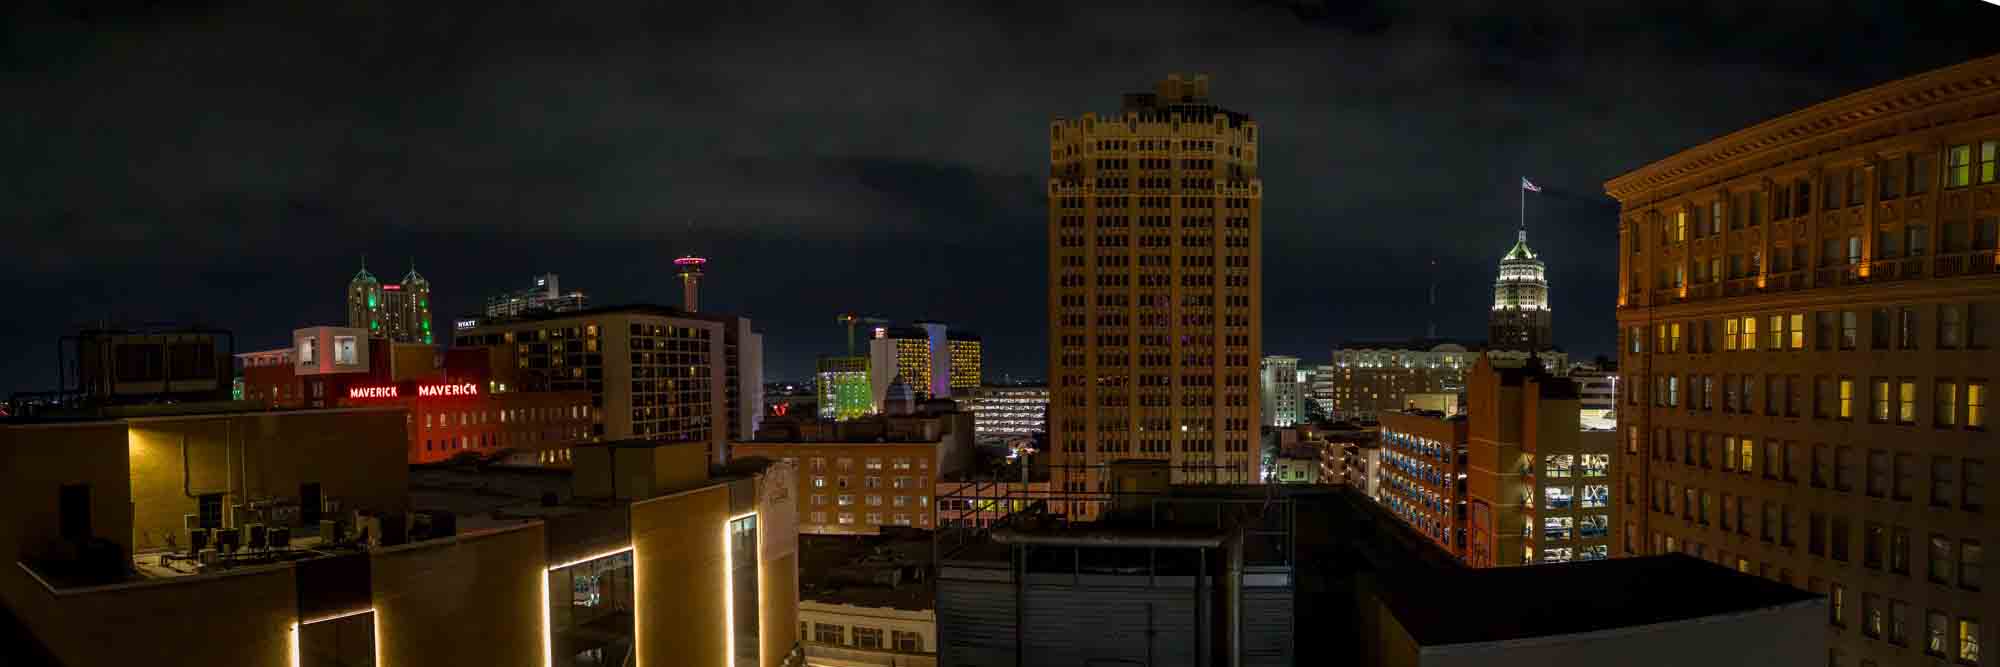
[1519, 178, 1525, 238]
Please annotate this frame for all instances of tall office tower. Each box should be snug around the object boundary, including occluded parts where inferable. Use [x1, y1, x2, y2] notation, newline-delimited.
[1260, 355, 1301, 427]
[484, 273, 589, 320]
[1047, 73, 1262, 494]
[1606, 55, 2000, 667]
[948, 332, 983, 395]
[1490, 226, 1553, 351]
[344, 257, 431, 343]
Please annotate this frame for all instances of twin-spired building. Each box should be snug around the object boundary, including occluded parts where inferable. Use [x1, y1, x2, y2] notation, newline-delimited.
[1046, 74, 1263, 496]
[345, 257, 434, 344]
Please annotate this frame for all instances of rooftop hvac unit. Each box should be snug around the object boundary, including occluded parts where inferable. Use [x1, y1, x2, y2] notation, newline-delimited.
[214, 527, 240, 554]
[245, 523, 266, 551]
[319, 519, 345, 544]
[186, 528, 210, 557]
[269, 526, 290, 550]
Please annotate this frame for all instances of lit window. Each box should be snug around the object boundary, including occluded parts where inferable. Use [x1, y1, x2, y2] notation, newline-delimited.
[1970, 383, 1988, 429]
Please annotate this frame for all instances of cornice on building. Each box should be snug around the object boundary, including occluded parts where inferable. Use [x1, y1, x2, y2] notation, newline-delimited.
[1604, 54, 2000, 204]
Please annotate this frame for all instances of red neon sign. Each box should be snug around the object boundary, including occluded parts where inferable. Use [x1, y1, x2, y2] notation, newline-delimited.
[417, 383, 479, 397]
[346, 382, 480, 400]
[349, 386, 399, 399]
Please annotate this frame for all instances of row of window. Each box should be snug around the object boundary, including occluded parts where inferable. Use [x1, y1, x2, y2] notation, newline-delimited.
[1639, 533, 1983, 665]
[1632, 304, 1995, 355]
[1640, 373, 1988, 429]
[1633, 142, 1998, 250]
[1638, 431, 1987, 509]
[805, 622, 924, 652]
[421, 405, 589, 428]
[808, 476, 930, 490]
[805, 511, 927, 527]
[808, 494, 931, 508]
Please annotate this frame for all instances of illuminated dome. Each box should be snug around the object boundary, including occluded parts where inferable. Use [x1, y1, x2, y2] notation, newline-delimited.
[350, 257, 379, 286]
[400, 259, 428, 288]
[1492, 229, 1548, 312]
[1488, 227, 1554, 351]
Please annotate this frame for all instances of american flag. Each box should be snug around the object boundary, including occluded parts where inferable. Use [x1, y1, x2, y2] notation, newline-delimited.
[1521, 177, 1541, 193]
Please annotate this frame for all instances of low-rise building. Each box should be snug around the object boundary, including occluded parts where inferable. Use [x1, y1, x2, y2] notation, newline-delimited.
[733, 404, 974, 535]
[1272, 446, 1321, 483]
[936, 466, 1822, 667]
[0, 402, 801, 667]
[961, 385, 1048, 438]
[1378, 410, 1469, 556]
[1338, 438, 1384, 499]
[798, 533, 936, 667]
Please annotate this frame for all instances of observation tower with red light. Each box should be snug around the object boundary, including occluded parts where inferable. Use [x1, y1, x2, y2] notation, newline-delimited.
[674, 255, 706, 312]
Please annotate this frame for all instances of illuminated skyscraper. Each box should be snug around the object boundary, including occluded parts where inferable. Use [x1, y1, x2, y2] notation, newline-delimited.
[815, 355, 873, 421]
[948, 333, 982, 394]
[1260, 355, 1300, 427]
[346, 257, 383, 336]
[345, 257, 432, 343]
[867, 321, 970, 405]
[1047, 74, 1262, 493]
[1489, 226, 1553, 351]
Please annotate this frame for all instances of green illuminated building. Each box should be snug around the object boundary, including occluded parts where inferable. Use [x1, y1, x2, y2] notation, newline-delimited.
[816, 355, 873, 421]
[346, 256, 434, 344]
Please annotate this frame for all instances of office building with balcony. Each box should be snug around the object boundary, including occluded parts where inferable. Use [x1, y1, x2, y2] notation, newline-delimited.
[0, 403, 799, 667]
[1607, 54, 2000, 667]
[1046, 73, 1264, 499]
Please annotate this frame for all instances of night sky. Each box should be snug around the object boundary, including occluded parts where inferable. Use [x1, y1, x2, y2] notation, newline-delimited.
[4, 1, 1997, 394]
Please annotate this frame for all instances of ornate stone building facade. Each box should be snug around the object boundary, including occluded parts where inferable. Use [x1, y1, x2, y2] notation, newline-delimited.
[1608, 55, 2000, 667]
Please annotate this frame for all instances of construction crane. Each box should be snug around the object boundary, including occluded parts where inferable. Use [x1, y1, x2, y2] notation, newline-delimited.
[835, 313, 888, 356]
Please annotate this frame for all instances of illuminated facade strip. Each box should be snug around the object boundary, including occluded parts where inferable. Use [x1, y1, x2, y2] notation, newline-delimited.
[546, 545, 634, 572]
[723, 511, 756, 667]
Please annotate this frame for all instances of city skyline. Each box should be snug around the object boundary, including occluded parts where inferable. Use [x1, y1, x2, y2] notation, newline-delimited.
[4, 3, 1998, 395]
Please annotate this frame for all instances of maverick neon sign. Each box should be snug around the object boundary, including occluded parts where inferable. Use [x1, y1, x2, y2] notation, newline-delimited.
[417, 383, 478, 397]
[348, 382, 480, 400]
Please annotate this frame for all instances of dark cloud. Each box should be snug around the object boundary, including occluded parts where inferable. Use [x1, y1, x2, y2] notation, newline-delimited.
[2, 0, 1997, 392]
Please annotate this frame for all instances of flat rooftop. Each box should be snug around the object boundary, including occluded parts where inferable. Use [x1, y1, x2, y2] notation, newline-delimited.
[1374, 553, 1821, 647]
[800, 533, 934, 612]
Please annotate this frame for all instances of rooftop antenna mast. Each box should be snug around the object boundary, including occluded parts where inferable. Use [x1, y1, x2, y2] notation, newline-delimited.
[1427, 258, 1438, 339]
